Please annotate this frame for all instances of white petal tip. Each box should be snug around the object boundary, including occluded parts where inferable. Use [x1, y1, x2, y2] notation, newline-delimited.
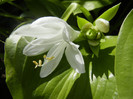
[40, 74, 46, 78]
[40, 71, 49, 78]
[75, 67, 86, 74]
[23, 48, 32, 56]
[95, 18, 109, 33]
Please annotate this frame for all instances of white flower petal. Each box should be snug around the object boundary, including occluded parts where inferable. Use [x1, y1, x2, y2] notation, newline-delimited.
[95, 18, 109, 33]
[62, 26, 80, 42]
[32, 16, 66, 26]
[40, 42, 66, 78]
[12, 23, 64, 38]
[65, 42, 85, 73]
[23, 38, 62, 56]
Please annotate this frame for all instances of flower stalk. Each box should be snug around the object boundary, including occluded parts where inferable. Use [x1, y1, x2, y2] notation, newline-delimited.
[61, 3, 78, 21]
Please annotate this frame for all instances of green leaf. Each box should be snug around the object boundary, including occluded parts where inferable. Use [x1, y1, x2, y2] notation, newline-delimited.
[67, 73, 92, 99]
[89, 36, 118, 99]
[89, 45, 99, 57]
[73, 0, 116, 15]
[115, 10, 133, 99]
[79, 6, 94, 22]
[91, 36, 117, 76]
[4, 36, 80, 99]
[90, 67, 118, 99]
[77, 16, 90, 29]
[95, 3, 120, 22]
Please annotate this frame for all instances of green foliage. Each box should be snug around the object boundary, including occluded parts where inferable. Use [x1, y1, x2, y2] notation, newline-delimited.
[4, 34, 118, 99]
[2, 1, 133, 99]
[115, 10, 133, 99]
[77, 16, 90, 29]
[79, 6, 93, 22]
[73, 0, 116, 15]
[94, 3, 120, 23]
[90, 71, 118, 99]
[61, 3, 78, 21]
[90, 36, 118, 99]
[4, 36, 80, 99]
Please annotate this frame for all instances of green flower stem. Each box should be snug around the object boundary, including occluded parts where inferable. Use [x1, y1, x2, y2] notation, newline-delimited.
[0, 13, 24, 21]
[61, 3, 78, 21]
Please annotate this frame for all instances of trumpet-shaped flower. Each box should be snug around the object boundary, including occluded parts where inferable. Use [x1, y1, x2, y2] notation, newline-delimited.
[12, 17, 85, 78]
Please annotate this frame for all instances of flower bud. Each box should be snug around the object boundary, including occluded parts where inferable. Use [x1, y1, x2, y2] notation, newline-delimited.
[95, 18, 109, 33]
[86, 29, 97, 40]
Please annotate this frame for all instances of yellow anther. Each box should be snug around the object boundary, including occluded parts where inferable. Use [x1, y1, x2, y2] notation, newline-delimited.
[43, 55, 47, 59]
[39, 60, 42, 66]
[43, 54, 54, 61]
[46, 56, 54, 61]
[33, 61, 38, 65]
[33, 60, 42, 69]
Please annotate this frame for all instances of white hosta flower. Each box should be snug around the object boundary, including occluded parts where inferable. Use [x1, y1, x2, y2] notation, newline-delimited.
[12, 16, 85, 78]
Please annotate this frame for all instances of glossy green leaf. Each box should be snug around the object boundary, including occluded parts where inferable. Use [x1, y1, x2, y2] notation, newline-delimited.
[89, 45, 99, 57]
[95, 3, 120, 22]
[79, 6, 94, 22]
[91, 36, 117, 76]
[90, 36, 118, 99]
[90, 68, 118, 99]
[77, 16, 90, 29]
[115, 10, 133, 99]
[73, 0, 116, 15]
[4, 36, 80, 99]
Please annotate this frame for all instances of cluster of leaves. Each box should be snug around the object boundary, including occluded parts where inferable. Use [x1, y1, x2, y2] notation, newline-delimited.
[1, 0, 133, 99]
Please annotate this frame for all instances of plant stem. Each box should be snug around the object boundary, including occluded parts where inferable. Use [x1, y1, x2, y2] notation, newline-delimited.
[0, 40, 5, 43]
[61, 2, 78, 21]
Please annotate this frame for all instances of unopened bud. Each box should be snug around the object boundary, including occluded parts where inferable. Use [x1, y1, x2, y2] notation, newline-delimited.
[95, 18, 109, 33]
[86, 29, 97, 40]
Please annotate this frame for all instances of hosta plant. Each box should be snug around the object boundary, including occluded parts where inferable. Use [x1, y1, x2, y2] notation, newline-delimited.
[4, 2, 133, 99]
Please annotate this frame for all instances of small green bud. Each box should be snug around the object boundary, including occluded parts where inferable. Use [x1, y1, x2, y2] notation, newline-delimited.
[86, 29, 97, 40]
[88, 40, 100, 46]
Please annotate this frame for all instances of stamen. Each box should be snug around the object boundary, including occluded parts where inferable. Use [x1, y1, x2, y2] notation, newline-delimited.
[35, 65, 38, 69]
[43, 54, 54, 61]
[46, 56, 54, 61]
[33, 60, 42, 69]
[39, 60, 42, 66]
[33, 61, 38, 65]
[43, 55, 47, 59]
